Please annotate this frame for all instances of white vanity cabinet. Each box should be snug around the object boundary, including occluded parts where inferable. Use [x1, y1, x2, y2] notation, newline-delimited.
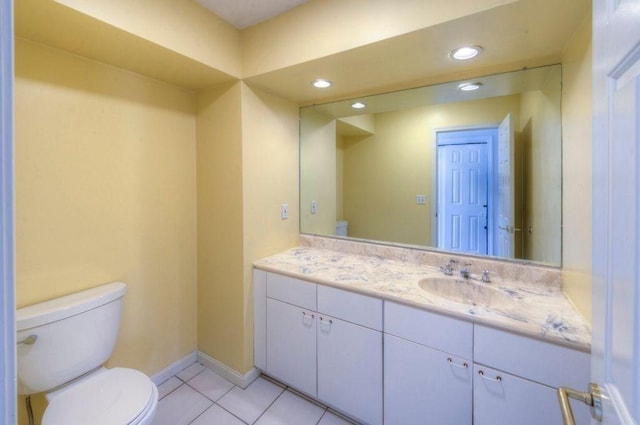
[473, 325, 591, 425]
[254, 269, 590, 425]
[383, 302, 473, 425]
[254, 270, 383, 425]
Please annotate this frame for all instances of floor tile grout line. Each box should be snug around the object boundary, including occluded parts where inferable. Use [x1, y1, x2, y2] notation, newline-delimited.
[184, 379, 237, 403]
[185, 399, 215, 425]
[211, 402, 252, 425]
[316, 409, 329, 425]
[184, 380, 252, 425]
[174, 362, 206, 383]
[158, 381, 186, 401]
[180, 371, 248, 423]
[249, 384, 287, 424]
[159, 369, 362, 425]
[182, 374, 272, 425]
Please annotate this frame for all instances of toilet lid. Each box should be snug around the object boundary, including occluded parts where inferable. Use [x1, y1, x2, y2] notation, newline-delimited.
[43, 368, 156, 425]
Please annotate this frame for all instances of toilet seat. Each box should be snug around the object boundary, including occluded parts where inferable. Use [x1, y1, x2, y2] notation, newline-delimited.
[43, 367, 158, 425]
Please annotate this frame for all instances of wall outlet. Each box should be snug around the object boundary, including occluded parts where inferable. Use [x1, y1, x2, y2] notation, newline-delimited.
[416, 195, 427, 205]
[311, 200, 318, 214]
[281, 204, 289, 220]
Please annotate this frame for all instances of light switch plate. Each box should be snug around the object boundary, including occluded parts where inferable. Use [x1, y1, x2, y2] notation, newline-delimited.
[281, 204, 289, 220]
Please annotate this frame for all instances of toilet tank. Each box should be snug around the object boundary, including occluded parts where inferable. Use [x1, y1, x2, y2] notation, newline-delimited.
[16, 281, 127, 395]
[336, 220, 348, 236]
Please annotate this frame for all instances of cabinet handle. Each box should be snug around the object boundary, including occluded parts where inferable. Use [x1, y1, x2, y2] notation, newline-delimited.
[302, 312, 315, 323]
[478, 370, 502, 382]
[447, 357, 468, 369]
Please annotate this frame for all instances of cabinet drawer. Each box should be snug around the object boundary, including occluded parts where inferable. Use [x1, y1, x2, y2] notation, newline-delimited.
[266, 273, 316, 311]
[384, 301, 473, 358]
[317, 285, 383, 330]
[474, 325, 590, 389]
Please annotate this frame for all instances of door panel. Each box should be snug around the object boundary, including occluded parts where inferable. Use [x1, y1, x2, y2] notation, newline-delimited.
[438, 142, 489, 255]
[384, 334, 472, 425]
[496, 114, 515, 257]
[473, 365, 585, 425]
[266, 298, 317, 396]
[592, 1, 640, 423]
[317, 315, 382, 425]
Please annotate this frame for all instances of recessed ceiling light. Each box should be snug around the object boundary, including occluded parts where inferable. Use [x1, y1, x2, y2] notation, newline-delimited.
[312, 79, 332, 88]
[351, 102, 366, 109]
[450, 45, 483, 61]
[458, 82, 483, 91]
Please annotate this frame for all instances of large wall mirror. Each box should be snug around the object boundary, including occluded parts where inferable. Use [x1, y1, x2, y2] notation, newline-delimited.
[300, 64, 562, 267]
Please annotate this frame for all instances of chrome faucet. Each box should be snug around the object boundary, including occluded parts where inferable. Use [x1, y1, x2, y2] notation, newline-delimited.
[440, 259, 458, 276]
[459, 262, 472, 279]
[481, 270, 491, 283]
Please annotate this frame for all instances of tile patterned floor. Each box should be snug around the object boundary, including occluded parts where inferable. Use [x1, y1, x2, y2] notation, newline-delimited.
[152, 363, 357, 425]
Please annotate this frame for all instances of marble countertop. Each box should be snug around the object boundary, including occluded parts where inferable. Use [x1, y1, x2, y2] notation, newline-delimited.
[254, 246, 591, 352]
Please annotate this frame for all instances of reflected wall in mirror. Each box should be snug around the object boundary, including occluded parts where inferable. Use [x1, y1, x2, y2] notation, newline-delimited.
[300, 65, 562, 266]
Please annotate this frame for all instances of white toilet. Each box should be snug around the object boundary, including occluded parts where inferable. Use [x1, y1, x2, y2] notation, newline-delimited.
[16, 281, 158, 425]
[336, 220, 348, 236]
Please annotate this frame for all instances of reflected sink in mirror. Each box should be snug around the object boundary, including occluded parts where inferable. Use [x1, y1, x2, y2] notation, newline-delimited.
[418, 277, 514, 308]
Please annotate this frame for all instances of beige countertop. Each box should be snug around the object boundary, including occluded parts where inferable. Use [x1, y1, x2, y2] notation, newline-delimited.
[254, 245, 591, 352]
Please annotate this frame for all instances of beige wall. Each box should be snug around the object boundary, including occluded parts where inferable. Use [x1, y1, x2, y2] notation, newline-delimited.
[196, 82, 246, 372]
[15, 39, 198, 423]
[343, 95, 520, 246]
[241, 84, 300, 371]
[300, 108, 337, 236]
[561, 14, 593, 323]
[196, 82, 299, 374]
[518, 67, 563, 264]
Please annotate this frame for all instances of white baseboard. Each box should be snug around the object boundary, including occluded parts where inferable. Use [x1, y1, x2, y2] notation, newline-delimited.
[149, 350, 261, 389]
[150, 352, 198, 386]
[197, 351, 261, 389]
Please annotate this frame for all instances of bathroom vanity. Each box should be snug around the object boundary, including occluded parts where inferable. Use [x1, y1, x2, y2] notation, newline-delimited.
[253, 238, 591, 425]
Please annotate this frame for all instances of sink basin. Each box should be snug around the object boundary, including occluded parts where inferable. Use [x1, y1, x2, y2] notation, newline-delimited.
[418, 277, 513, 308]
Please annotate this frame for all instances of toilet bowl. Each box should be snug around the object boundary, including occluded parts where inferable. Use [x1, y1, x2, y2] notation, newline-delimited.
[16, 282, 158, 425]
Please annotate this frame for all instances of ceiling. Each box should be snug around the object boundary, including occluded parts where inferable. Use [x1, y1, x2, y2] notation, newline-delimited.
[193, 0, 310, 28]
[243, 0, 591, 105]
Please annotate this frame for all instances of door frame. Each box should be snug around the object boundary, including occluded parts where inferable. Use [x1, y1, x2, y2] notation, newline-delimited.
[1, 0, 16, 423]
[432, 123, 499, 252]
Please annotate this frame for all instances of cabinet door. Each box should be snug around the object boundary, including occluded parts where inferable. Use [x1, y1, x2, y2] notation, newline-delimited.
[317, 315, 382, 425]
[266, 298, 316, 396]
[473, 364, 569, 425]
[384, 334, 472, 425]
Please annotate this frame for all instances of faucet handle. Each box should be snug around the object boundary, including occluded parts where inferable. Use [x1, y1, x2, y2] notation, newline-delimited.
[481, 270, 491, 283]
[440, 259, 457, 275]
